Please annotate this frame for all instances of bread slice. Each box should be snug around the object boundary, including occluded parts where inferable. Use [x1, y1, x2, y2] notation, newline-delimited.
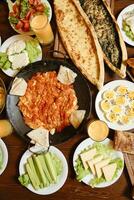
[114, 131, 134, 154]
[81, 0, 127, 78]
[10, 77, 27, 96]
[27, 127, 49, 148]
[54, 0, 104, 90]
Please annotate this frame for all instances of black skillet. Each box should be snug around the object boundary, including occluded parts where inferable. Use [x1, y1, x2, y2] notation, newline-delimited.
[6, 58, 92, 145]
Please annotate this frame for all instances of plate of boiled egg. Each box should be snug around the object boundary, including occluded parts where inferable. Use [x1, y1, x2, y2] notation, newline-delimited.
[95, 80, 134, 131]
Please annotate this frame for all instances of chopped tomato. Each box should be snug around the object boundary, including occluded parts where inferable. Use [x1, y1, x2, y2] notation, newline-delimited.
[12, 4, 20, 14]
[36, 4, 44, 12]
[15, 20, 23, 30]
[33, 0, 40, 6]
[25, 10, 32, 20]
[23, 21, 30, 32]
[29, 0, 34, 5]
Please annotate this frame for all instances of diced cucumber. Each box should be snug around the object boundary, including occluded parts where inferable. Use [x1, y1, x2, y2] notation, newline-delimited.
[18, 173, 30, 187]
[3, 60, 11, 69]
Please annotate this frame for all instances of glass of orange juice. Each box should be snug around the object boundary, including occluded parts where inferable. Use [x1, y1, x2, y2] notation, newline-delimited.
[30, 14, 54, 45]
[87, 120, 109, 142]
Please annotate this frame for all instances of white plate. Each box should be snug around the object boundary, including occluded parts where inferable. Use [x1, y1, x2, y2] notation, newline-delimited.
[117, 4, 134, 46]
[95, 80, 134, 131]
[9, 0, 52, 35]
[19, 146, 68, 195]
[73, 138, 124, 188]
[0, 35, 42, 77]
[0, 139, 8, 175]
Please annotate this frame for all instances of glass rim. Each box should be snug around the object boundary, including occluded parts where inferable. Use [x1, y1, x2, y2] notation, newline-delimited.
[30, 14, 48, 30]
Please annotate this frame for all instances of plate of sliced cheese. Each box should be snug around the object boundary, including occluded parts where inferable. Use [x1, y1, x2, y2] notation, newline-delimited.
[73, 138, 124, 188]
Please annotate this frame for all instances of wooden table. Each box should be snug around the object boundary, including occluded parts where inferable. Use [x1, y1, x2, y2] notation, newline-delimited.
[0, 0, 134, 200]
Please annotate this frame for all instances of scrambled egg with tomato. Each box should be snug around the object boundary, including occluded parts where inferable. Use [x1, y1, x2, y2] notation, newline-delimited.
[18, 71, 78, 132]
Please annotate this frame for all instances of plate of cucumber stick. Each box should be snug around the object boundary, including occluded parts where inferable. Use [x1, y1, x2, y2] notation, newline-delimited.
[18, 145, 68, 195]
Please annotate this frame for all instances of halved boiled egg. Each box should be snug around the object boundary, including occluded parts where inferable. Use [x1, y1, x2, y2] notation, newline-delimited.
[116, 85, 128, 95]
[105, 112, 119, 123]
[103, 90, 116, 100]
[114, 96, 126, 106]
[119, 115, 130, 124]
[100, 100, 111, 112]
[129, 100, 134, 109]
[111, 105, 122, 114]
[127, 107, 134, 118]
[128, 91, 134, 100]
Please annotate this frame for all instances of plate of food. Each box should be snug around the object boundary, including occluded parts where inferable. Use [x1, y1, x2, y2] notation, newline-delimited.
[0, 139, 8, 175]
[0, 78, 6, 114]
[7, 0, 52, 35]
[73, 138, 124, 188]
[95, 80, 134, 131]
[6, 59, 92, 145]
[117, 4, 134, 46]
[18, 145, 68, 194]
[0, 35, 42, 77]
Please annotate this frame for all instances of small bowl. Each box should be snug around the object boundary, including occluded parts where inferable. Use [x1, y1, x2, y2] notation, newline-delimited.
[0, 138, 8, 175]
[0, 77, 6, 114]
[87, 120, 109, 142]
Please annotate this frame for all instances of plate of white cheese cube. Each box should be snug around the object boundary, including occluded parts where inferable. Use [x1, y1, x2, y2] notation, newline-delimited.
[73, 138, 124, 188]
[0, 35, 42, 77]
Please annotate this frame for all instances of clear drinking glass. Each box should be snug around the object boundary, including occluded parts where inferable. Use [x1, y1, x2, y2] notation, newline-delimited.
[30, 14, 54, 45]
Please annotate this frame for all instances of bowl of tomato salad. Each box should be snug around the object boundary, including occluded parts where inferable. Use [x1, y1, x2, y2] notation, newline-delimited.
[7, 0, 52, 35]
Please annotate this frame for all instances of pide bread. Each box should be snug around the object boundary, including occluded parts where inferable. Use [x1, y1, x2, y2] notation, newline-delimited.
[54, 0, 104, 90]
[80, 0, 127, 78]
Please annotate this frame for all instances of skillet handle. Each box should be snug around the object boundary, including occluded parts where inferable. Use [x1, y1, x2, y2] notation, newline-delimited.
[44, 50, 68, 61]
[28, 142, 50, 155]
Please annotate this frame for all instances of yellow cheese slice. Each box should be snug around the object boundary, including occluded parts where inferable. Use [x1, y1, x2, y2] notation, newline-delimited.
[102, 163, 117, 181]
[87, 155, 103, 176]
[95, 158, 111, 178]
[80, 148, 96, 170]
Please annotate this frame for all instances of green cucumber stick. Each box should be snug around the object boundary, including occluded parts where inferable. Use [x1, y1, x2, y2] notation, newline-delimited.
[32, 155, 44, 188]
[27, 156, 40, 187]
[25, 163, 39, 190]
[44, 152, 57, 183]
[38, 154, 53, 184]
[34, 155, 47, 187]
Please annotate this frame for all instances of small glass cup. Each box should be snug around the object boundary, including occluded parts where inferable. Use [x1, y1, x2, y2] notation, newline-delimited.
[30, 14, 54, 45]
[87, 120, 109, 142]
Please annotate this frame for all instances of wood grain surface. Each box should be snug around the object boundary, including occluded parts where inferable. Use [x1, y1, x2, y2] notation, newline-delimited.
[0, 1, 134, 200]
